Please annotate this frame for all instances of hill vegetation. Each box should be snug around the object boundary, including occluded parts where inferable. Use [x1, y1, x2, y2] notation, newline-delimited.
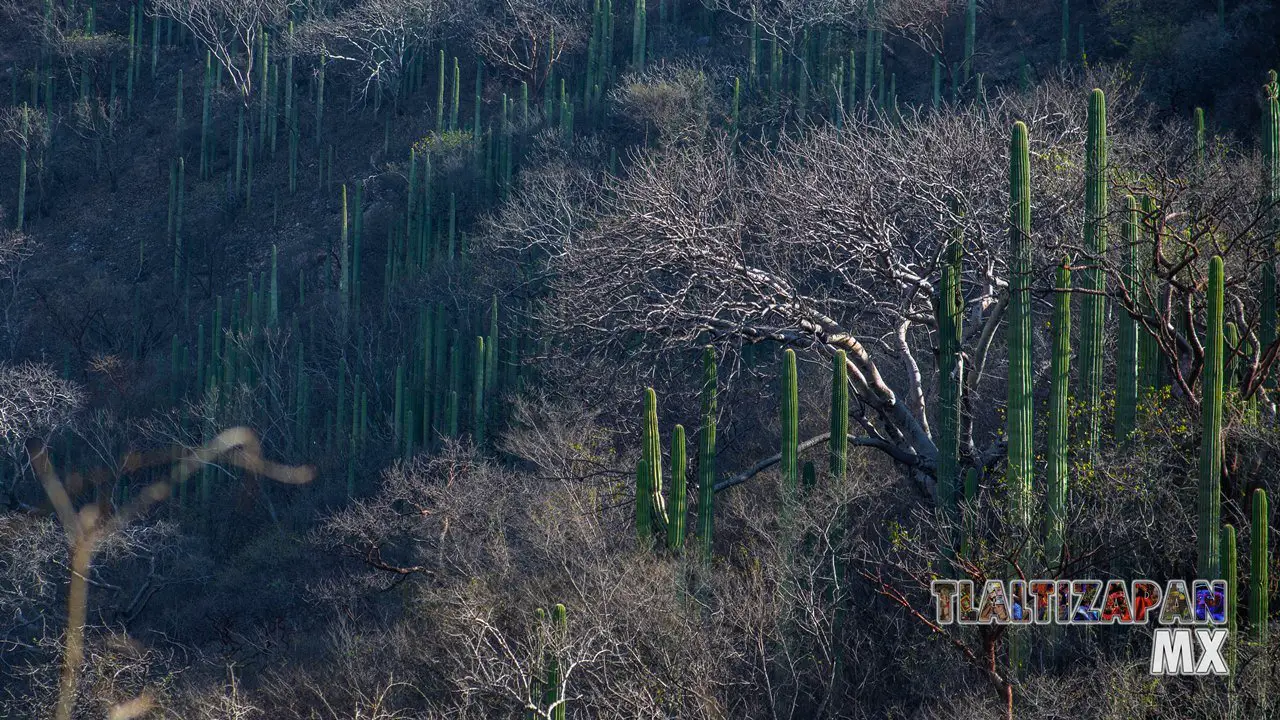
[1, 0, 1280, 718]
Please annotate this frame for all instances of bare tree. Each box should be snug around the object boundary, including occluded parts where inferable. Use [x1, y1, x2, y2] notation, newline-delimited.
[711, 0, 959, 57]
[483, 67, 1280, 501]
[0, 363, 82, 454]
[471, 0, 588, 95]
[295, 0, 453, 104]
[154, 0, 292, 104]
[2, 104, 53, 226]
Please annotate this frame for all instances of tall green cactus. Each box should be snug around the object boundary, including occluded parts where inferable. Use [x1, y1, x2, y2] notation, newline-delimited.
[1193, 106, 1206, 168]
[1199, 256, 1225, 579]
[451, 57, 460, 131]
[632, 0, 646, 73]
[316, 51, 325, 147]
[1007, 121, 1034, 531]
[1115, 195, 1140, 441]
[830, 350, 848, 479]
[697, 346, 717, 564]
[961, 466, 979, 560]
[175, 69, 183, 156]
[199, 52, 211, 178]
[15, 105, 27, 231]
[435, 49, 446, 133]
[1225, 321, 1240, 392]
[781, 348, 799, 495]
[1222, 523, 1237, 673]
[668, 424, 686, 552]
[1262, 76, 1279, 393]
[635, 457, 651, 547]
[1138, 196, 1161, 397]
[340, 185, 350, 334]
[1079, 88, 1107, 456]
[1251, 488, 1269, 645]
[935, 230, 962, 513]
[642, 387, 666, 539]
[1046, 259, 1072, 570]
[473, 336, 486, 446]
[547, 603, 567, 720]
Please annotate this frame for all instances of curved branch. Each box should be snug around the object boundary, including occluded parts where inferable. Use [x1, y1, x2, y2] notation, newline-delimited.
[712, 431, 933, 494]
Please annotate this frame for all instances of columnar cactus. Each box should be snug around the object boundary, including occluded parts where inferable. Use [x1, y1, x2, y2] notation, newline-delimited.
[1079, 88, 1107, 456]
[642, 387, 667, 537]
[1262, 77, 1279, 392]
[316, 51, 325, 146]
[199, 52, 211, 179]
[15, 105, 27, 231]
[697, 346, 717, 564]
[1198, 256, 1225, 579]
[631, 0, 646, 73]
[1046, 258, 1072, 570]
[1007, 121, 1034, 531]
[1222, 523, 1237, 672]
[781, 348, 799, 495]
[1115, 195, 1140, 441]
[668, 424, 686, 552]
[1193, 106, 1206, 167]
[830, 350, 849, 480]
[961, 467, 979, 560]
[635, 457, 651, 546]
[1225, 321, 1240, 390]
[340, 185, 350, 334]
[393, 361, 404, 444]
[473, 336, 486, 446]
[175, 69, 183, 156]
[1138, 196, 1161, 397]
[547, 603, 567, 720]
[935, 232, 962, 513]
[1251, 488, 1269, 645]
[931, 55, 941, 108]
[436, 49, 446, 133]
[451, 57, 460, 131]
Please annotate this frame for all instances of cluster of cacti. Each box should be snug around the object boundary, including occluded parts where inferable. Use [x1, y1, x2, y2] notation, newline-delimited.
[24, 0, 1275, 683]
[528, 603, 568, 720]
[635, 387, 674, 550]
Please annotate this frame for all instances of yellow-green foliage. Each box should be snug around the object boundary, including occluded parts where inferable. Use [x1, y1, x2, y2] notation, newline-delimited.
[615, 66, 714, 143]
[413, 129, 475, 157]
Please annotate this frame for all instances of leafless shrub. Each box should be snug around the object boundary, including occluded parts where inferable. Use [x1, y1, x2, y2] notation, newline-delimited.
[471, 0, 588, 91]
[154, 0, 290, 103]
[0, 362, 82, 453]
[610, 61, 725, 146]
[294, 0, 453, 103]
